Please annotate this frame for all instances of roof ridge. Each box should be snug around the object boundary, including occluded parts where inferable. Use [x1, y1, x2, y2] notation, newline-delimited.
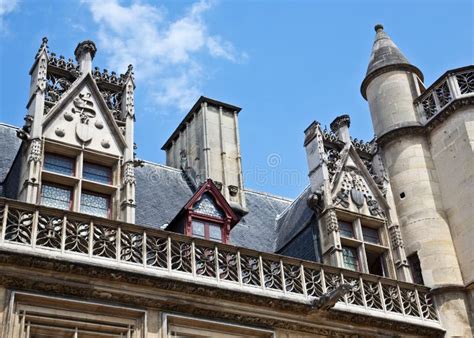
[275, 185, 311, 221]
[243, 188, 293, 202]
[141, 160, 184, 173]
[0, 123, 19, 130]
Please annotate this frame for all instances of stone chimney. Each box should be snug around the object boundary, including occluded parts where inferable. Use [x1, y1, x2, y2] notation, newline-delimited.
[162, 96, 247, 214]
[330, 114, 351, 143]
[74, 40, 97, 74]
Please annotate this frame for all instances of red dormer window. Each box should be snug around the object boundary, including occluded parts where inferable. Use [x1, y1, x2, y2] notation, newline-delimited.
[167, 179, 239, 244]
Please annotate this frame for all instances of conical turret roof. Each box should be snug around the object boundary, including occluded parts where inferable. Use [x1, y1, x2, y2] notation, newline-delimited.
[361, 24, 423, 99]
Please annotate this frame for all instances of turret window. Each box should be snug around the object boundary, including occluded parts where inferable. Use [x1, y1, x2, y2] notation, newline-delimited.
[41, 183, 72, 210]
[408, 252, 424, 285]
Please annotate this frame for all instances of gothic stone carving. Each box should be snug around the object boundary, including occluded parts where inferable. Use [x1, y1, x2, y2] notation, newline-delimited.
[28, 139, 42, 163]
[123, 162, 136, 185]
[37, 56, 47, 92]
[388, 223, 404, 249]
[325, 209, 339, 234]
[228, 185, 239, 197]
[333, 169, 385, 217]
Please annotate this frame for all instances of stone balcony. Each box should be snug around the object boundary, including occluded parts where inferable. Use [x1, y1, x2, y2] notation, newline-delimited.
[415, 65, 474, 125]
[0, 198, 441, 331]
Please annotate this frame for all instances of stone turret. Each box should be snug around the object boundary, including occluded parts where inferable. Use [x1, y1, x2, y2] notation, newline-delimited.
[362, 24, 471, 336]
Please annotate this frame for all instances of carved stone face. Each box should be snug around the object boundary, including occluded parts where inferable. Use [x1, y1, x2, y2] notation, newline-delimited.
[228, 185, 238, 196]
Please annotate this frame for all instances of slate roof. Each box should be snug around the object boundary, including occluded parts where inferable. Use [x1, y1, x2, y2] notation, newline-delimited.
[274, 186, 315, 252]
[231, 190, 291, 252]
[135, 160, 292, 252]
[0, 124, 22, 196]
[135, 162, 195, 228]
[0, 123, 302, 255]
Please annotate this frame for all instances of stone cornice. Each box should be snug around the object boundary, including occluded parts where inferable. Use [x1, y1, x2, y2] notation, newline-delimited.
[361, 63, 424, 100]
[377, 95, 474, 147]
[425, 96, 474, 132]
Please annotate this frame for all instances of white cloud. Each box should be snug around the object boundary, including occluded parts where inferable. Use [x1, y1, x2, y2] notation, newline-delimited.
[81, 0, 246, 113]
[0, 0, 19, 16]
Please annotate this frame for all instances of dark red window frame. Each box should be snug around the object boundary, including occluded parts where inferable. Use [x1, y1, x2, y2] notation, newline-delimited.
[191, 218, 225, 242]
[187, 212, 228, 243]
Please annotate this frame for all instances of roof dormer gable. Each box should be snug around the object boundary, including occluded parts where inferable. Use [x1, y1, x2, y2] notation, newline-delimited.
[42, 72, 126, 157]
[330, 144, 389, 219]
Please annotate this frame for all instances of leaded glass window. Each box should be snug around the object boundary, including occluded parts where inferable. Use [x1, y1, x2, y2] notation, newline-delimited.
[44, 153, 74, 176]
[41, 184, 72, 210]
[80, 191, 109, 218]
[342, 246, 359, 271]
[192, 193, 225, 218]
[83, 162, 112, 184]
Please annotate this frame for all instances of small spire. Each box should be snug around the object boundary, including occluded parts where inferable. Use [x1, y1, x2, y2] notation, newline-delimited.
[35, 37, 49, 59]
[123, 64, 135, 84]
[361, 24, 423, 99]
[125, 64, 133, 76]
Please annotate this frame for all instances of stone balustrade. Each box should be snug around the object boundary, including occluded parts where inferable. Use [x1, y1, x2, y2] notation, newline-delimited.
[416, 66, 474, 121]
[0, 198, 440, 328]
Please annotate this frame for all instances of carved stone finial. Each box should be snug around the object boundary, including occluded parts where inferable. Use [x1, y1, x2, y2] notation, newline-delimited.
[374, 23, 384, 32]
[330, 114, 351, 133]
[74, 40, 97, 61]
[330, 114, 351, 143]
[124, 64, 134, 81]
[35, 37, 49, 59]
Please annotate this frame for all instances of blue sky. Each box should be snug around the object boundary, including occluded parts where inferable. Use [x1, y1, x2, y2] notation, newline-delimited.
[1, 0, 472, 199]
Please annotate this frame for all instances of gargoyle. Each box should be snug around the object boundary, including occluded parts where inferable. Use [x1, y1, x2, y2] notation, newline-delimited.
[310, 283, 353, 311]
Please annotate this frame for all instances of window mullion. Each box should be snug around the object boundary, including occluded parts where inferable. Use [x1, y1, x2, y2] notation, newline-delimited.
[75, 152, 84, 212]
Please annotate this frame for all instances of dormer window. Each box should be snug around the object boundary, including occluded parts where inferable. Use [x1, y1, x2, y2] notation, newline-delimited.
[167, 179, 240, 244]
[189, 193, 226, 243]
[191, 220, 223, 243]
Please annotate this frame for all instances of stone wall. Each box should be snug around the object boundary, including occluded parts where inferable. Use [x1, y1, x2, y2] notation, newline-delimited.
[429, 106, 474, 287]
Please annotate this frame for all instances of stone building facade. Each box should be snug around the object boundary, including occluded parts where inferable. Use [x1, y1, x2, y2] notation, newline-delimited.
[0, 25, 472, 337]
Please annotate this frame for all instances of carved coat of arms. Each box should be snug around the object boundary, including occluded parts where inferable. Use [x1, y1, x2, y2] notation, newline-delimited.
[72, 92, 96, 143]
